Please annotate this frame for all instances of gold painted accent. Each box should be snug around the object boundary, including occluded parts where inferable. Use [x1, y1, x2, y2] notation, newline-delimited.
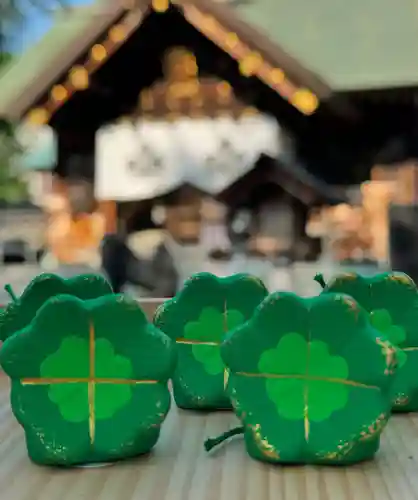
[236, 372, 380, 390]
[109, 24, 126, 43]
[317, 441, 355, 461]
[393, 393, 409, 406]
[359, 412, 389, 440]
[250, 423, 279, 459]
[224, 32, 239, 50]
[303, 329, 312, 443]
[223, 368, 230, 389]
[91, 44, 107, 62]
[176, 338, 220, 346]
[22, 378, 158, 385]
[88, 322, 95, 444]
[21, 321, 159, 445]
[51, 85, 68, 102]
[181, 3, 319, 115]
[270, 68, 285, 84]
[290, 88, 319, 115]
[201, 15, 218, 32]
[69, 66, 89, 90]
[152, 0, 169, 12]
[239, 52, 263, 77]
[26, 107, 49, 125]
[388, 274, 415, 286]
[375, 337, 397, 375]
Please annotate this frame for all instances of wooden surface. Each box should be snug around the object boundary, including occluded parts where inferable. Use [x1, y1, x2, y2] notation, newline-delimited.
[2, 300, 418, 499]
[1, 372, 418, 500]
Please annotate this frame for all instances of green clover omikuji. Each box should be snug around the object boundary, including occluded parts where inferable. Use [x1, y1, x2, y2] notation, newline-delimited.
[204, 292, 397, 465]
[259, 332, 349, 421]
[154, 272, 268, 410]
[317, 271, 418, 410]
[184, 307, 245, 375]
[0, 293, 177, 466]
[41, 337, 133, 422]
[0, 273, 113, 342]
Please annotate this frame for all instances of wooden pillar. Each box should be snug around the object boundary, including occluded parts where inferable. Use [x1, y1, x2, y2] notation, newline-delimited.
[98, 200, 117, 234]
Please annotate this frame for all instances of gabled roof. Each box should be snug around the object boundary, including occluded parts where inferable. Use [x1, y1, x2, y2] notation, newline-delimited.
[0, 0, 329, 121]
[2, 0, 413, 124]
[235, 0, 418, 92]
[217, 155, 348, 206]
[0, 2, 124, 120]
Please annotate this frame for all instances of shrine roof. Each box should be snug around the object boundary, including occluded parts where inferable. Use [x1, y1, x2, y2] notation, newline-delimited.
[236, 0, 418, 92]
[0, 2, 123, 120]
[1, 0, 416, 123]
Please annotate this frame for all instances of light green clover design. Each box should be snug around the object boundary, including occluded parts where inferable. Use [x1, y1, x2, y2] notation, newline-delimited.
[258, 332, 349, 422]
[40, 336, 133, 422]
[184, 307, 244, 375]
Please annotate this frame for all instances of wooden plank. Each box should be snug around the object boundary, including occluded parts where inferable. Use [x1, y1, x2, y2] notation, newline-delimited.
[0, 371, 416, 500]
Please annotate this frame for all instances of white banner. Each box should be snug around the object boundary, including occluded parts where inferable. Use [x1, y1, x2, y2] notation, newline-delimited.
[95, 115, 281, 202]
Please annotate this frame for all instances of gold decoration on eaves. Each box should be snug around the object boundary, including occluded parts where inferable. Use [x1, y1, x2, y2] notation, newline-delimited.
[51, 85, 68, 103]
[26, 107, 50, 125]
[290, 88, 319, 115]
[91, 44, 107, 62]
[152, 0, 169, 13]
[69, 66, 89, 90]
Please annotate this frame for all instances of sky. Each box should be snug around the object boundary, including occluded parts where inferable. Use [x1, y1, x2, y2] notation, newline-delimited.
[11, 0, 90, 52]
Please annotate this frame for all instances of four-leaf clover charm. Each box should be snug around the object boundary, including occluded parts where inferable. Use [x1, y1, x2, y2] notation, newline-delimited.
[0, 273, 113, 342]
[218, 292, 397, 464]
[321, 272, 418, 411]
[0, 294, 177, 466]
[154, 272, 268, 410]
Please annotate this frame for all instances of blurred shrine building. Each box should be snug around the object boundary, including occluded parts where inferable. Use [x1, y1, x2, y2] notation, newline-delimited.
[2, 0, 418, 267]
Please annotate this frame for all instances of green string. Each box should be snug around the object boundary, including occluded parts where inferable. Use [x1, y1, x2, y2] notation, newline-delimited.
[204, 426, 244, 452]
[313, 273, 327, 289]
[4, 284, 17, 303]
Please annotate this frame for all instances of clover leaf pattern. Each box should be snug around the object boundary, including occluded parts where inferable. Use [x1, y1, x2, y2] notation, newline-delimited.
[154, 272, 268, 410]
[322, 272, 418, 410]
[0, 273, 113, 342]
[259, 332, 349, 421]
[0, 294, 176, 466]
[184, 307, 245, 375]
[220, 292, 397, 464]
[41, 337, 133, 422]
